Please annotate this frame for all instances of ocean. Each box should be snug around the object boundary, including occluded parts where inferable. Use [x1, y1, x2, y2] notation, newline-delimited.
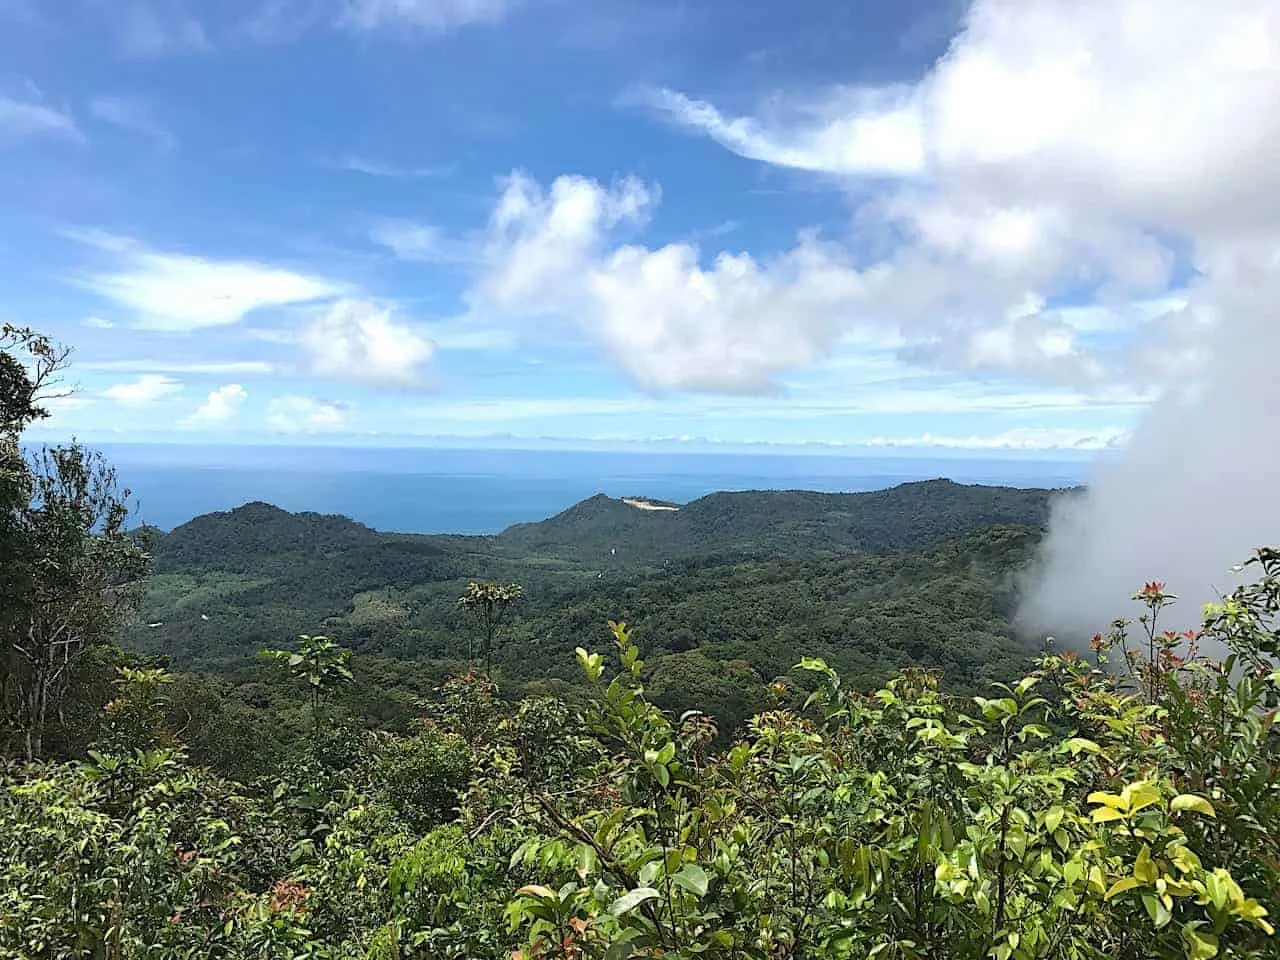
[93, 445, 1092, 535]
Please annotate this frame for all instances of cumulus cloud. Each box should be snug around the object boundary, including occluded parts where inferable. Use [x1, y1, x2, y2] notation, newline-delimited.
[340, 0, 509, 32]
[636, 0, 1280, 394]
[469, 169, 1159, 392]
[185, 384, 247, 424]
[472, 172, 879, 392]
[103, 374, 182, 405]
[299, 298, 435, 386]
[79, 244, 341, 330]
[0, 95, 83, 145]
[266, 396, 347, 433]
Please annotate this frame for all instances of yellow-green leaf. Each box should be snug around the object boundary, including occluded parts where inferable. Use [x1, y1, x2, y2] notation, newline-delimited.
[1171, 794, 1216, 818]
[1135, 846, 1158, 883]
[1106, 877, 1142, 900]
[1087, 791, 1127, 811]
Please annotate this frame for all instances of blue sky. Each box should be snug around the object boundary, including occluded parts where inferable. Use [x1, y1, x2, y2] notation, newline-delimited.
[5, 0, 1260, 454]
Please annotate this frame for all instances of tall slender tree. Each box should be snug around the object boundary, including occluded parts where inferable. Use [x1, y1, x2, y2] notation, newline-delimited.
[262, 634, 354, 730]
[458, 580, 523, 677]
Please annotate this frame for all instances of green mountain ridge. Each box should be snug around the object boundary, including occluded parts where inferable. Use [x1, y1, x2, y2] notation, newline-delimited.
[129, 479, 1059, 680]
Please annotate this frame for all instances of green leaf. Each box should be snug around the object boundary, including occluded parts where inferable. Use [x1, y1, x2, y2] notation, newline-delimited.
[1171, 794, 1216, 818]
[1105, 877, 1141, 900]
[1183, 926, 1219, 960]
[1143, 893, 1172, 929]
[609, 887, 660, 917]
[1044, 806, 1064, 834]
[1066, 737, 1103, 756]
[671, 864, 709, 898]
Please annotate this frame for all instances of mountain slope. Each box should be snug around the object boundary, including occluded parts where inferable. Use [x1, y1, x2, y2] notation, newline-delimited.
[496, 479, 1056, 566]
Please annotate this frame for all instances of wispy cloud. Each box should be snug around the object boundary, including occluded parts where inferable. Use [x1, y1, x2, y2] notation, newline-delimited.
[72, 235, 343, 331]
[78, 359, 276, 376]
[117, 1, 209, 57]
[90, 96, 176, 150]
[340, 0, 511, 33]
[369, 219, 478, 263]
[336, 156, 453, 178]
[864, 427, 1130, 452]
[102, 374, 183, 405]
[641, 86, 924, 177]
[0, 95, 83, 146]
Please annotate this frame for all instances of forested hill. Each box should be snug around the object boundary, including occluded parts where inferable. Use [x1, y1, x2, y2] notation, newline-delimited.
[130, 479, 1059, 673]
[499, 478, 1055, 563]
[154, 478, 1057, 574]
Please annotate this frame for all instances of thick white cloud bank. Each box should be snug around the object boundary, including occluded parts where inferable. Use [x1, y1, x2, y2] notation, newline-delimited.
[1020, 243, 1280, 638]
[647, 0, 1280, 637]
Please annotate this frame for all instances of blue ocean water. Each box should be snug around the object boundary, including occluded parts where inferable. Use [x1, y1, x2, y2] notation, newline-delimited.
[94, 445, 1092, 535]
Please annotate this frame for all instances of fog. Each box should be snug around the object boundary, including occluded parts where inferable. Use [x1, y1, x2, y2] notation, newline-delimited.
[1018, 255, 1280, 642]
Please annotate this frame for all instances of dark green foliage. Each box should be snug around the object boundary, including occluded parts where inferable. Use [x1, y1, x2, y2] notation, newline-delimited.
[124, 485, 1047, 759]
[3, 555, 1277, 960]
[129, 481, 1054, 664]
[371, 726, 472, 833]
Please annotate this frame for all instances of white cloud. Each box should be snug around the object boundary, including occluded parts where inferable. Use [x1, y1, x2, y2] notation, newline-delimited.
[82, 316, 114, 329]
[632, 0, 1280, 392]
[79, 243, 342, 331]
[865, 427, 1129, 452]
[478, 170, 655, 308]
[267, 396, 347, 433]
[473, 171, 1108, 392]
[299, 298, 435, 386]
[0, 95, 82, 145]
[90, 96, 175, 150]
[185, 384, 247, 424]
[117, 1, 209, 57]
[103, 374, 182, 405]
[645, 87, 925, 177]
[474, 172, 901, 392]
[340, 0, 509, 32]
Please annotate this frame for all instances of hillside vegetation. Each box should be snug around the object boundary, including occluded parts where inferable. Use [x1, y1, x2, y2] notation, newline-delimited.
[131, 479, 1054, 666]
[119, 482, 1055, 764]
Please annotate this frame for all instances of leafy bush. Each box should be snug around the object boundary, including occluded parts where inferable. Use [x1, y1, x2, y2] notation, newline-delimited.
[1, 552, 1277, 960]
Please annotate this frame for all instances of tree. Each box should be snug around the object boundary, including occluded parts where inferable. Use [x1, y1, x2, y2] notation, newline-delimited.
[0, 323, 69, 436]
[457, 580, 523, 677]
[1, 445, 151, 761]
[262, 634, 354, 729]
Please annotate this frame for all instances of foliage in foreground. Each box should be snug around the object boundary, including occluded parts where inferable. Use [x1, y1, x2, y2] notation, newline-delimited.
[2, 553, 1279, 960]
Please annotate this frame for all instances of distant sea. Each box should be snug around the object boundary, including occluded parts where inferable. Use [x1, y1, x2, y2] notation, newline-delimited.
[92, 445, 1092, 535]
